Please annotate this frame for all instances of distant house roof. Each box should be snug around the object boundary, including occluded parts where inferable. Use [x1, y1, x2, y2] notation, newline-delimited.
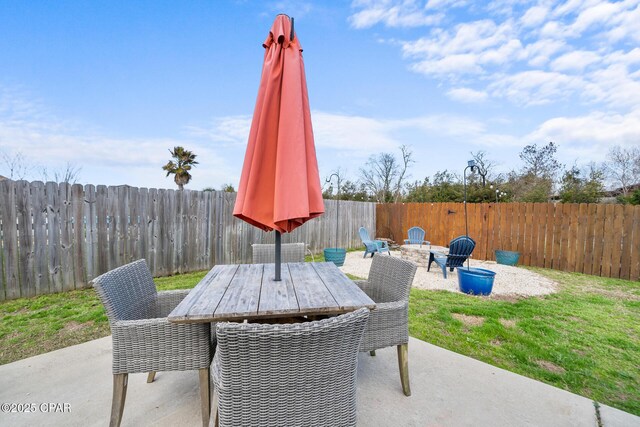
[0, 174, 8, 181]
[604, 183, 640, 197]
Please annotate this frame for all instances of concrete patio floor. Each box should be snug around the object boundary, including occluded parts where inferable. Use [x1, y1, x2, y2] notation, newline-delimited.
[1, 336, 638, 427]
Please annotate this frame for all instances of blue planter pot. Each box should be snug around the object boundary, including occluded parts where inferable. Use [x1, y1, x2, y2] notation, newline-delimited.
[495, 250, 520, 266]
[324, 248, 346, 267]
[457, 267, 496, 296]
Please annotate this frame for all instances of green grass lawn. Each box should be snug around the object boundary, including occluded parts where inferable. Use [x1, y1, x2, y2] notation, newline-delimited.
[409, 268, 640, 416]
[0, 263, 638, 415]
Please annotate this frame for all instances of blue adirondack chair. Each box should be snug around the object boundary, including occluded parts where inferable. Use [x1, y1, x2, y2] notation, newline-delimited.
[427, 236, 476, 278]
[359, 227, 390, 258]
[404, 226, 430, 247]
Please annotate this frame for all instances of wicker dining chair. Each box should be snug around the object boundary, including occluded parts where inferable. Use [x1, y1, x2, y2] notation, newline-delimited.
[92, 259, 213, 427]
[354, 255, 417, 396]
[212, 308, 370, 427]
[252, 242, 306, 263]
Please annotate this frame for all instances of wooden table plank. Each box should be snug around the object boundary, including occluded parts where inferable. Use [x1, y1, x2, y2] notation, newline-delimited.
[259, 263, 298, 315]
[287, 262, 338, 313]
[169, 264, 238, 322]
[215, 263, 264, 319]
[312, 262, 375, 310]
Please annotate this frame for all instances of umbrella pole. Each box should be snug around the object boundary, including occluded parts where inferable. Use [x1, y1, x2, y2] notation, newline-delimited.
[275, 231, 281, 281]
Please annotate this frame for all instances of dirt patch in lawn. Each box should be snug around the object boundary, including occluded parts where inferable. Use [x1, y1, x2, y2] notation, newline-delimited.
[63, 321, 87, 332]
[499, 319, 516, 328]
[452, 313, 485, 327]
[535, 360, 566, 374]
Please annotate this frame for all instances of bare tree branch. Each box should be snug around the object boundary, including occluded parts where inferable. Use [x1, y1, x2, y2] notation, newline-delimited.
[606, 145, 640, 196]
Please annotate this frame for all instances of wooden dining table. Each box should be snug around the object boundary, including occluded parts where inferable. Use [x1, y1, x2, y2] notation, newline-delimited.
[168, 262, 376, 323]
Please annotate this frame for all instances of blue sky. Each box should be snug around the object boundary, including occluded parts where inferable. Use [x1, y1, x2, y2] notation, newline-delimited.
[1, 0, 639, 190]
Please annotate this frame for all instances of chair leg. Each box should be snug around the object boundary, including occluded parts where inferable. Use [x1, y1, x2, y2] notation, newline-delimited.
[110, 373, 128, 427]
[397, 344, 411, 396]
[213, 384, 220, 427]
[199, 368, 211, 427]
[370, 350, 376, 356]
[442, 265, 447, 279]
[146, 372, 156, 383]
[427, 253, 434, 271]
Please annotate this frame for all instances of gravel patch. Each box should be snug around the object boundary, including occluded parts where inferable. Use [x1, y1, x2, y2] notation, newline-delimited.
[339, 251, 558, 297]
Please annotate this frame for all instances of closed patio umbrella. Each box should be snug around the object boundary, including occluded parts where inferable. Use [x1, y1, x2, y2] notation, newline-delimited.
[233, 14, 324, 280]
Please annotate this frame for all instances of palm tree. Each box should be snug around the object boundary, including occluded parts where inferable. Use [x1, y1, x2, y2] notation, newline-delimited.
[162, 146, 198, 190]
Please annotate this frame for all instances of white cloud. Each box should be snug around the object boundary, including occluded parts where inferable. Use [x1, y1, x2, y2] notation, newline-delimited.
[567, 1, 622, 36]
[410, 54, 482, 76]
[522, 38, 567, 67]
[446, 87, 488, 102]
[521, 5, 550, 28]
[525, 108, 640, 162]
[185, 115, 252, 146]
[550, 50, 601, 72]
[401, 19, 522, 77]
[349, 0, 442, 29]
[583, 63, 640, 108]
[311, 111, 399, 153]
[489, 70, 585, 105]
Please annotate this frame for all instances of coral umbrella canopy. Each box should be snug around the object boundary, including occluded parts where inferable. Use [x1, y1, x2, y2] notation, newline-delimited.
[233, 14, 324, 234]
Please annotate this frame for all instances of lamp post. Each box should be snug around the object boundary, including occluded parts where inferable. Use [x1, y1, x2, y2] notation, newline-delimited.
[463, 160, 476, 239]
[326, 173, 341, 248]
[463, 160, 477, 270]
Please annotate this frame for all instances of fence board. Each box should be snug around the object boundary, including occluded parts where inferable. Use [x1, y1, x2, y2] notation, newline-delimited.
[59, 183, 74, 291]
[543, 203, 553, 269]
[1, 180, 19, 299]
[16, 181, 36, 297]
[619, 204, 634, 280]
[128, 186, 140, 264]
[631, 207, 640, 281]
[582, 204, 597, 274]
[84, 184, 97, 282]
[610, 204, 624, 279]
[147, 188, 158, 275]
[574, 204, 587, 274]
[591, 204, 606, 276]
[45, 182, 62, 292]
[534, 203, 544, 267]
[600, 204, 615, 277]
[567, 204, 579, 272]
[95, 185, 108, 275]
[72, 184, 86, 287]
[530, 203, 541, 267]
[31, 181, 49, 295]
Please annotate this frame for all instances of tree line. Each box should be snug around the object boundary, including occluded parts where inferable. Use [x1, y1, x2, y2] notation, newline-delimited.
[323, 144, 640, 205]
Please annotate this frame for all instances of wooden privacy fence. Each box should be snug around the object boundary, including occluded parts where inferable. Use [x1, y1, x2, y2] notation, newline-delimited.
[377, 202, 640, 281]
[0, 180, 376, 301]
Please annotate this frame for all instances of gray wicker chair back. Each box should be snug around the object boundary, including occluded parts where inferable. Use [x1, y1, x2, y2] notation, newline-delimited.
[367, 255, 417, 304]
[213, 308, 370, 427]
[252, 242, 305, 263]
[93, 259, 157, 323]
